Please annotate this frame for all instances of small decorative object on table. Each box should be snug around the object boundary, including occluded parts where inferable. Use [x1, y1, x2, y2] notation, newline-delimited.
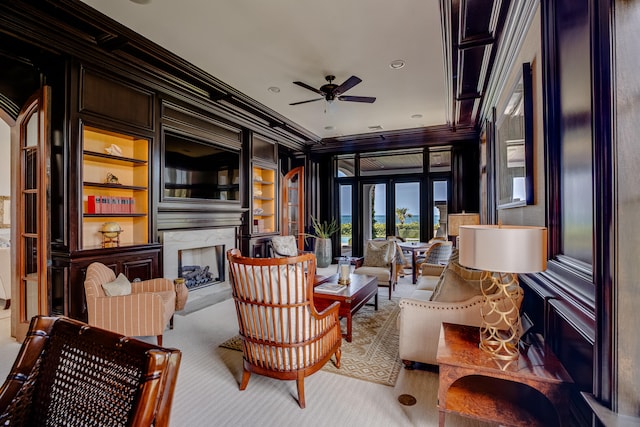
[338, 256, 351, 285]
[100, 221, 122, 248]
[105, 172, 120, 184]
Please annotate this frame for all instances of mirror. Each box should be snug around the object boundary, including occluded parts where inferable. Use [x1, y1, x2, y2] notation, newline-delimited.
[496, 62, 534, 209]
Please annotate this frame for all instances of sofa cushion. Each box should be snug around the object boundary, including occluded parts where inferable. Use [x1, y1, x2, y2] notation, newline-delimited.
[416, 275, 439, 291]
[353, 266, 391, 283]
[363, 241, 392, 267]
[409, 289, 433, 302]
[102, 273, 132, 296]
[429, 258, 494, 303]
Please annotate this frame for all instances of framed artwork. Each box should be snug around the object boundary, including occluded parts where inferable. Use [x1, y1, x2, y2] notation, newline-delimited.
[496, 62, 534, 209]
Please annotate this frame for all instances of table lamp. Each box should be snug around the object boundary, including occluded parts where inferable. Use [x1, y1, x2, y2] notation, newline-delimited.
[458, 224, 547, 360]
[447, 212, 480, 246]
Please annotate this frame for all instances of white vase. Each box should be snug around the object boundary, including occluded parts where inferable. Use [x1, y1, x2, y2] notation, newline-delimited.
[315, 238, 332, 268]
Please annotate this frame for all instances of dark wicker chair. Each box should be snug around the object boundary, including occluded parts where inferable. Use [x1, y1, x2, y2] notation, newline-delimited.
[0, 315, 182, 427]
[226, 249, 342, 408]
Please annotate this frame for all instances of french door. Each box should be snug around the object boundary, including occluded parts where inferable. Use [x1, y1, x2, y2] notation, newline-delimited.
[13, 86, 50, 341]
[360, 179, 422, 247]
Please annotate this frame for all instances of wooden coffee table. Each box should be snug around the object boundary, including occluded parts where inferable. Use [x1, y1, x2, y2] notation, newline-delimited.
[313, 273, 378, 342]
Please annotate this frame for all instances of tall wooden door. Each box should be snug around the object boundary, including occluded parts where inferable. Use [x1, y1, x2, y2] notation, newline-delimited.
[12, 86, 50, 341]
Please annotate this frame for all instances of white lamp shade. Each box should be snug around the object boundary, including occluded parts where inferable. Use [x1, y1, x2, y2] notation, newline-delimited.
[448, 213, 480, 237]
[458, 225, 547, 273]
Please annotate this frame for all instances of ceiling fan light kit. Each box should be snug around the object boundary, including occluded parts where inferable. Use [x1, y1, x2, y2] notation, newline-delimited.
[290, 75, 376, 106]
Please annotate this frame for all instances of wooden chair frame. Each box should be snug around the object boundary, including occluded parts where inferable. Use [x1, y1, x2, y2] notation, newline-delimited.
[226, 249, 342, 408]
[0, 315, 181, 426]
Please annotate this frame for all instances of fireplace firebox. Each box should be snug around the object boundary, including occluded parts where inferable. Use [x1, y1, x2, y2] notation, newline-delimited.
[177, 244, 225, 290]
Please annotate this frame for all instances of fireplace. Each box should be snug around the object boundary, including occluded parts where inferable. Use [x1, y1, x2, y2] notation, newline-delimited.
[178, 244, 225, 290]
[161, 227, 237, 293]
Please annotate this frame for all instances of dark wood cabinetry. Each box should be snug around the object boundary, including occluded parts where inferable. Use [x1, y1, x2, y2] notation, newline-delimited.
[242, 134, 279, 257]
[51, 64, 162, 321]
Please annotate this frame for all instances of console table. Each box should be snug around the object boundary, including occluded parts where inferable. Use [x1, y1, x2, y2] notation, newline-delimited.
[436, 323, 573, 426]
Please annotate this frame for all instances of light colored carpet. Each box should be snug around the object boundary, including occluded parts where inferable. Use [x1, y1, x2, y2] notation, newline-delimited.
[0, 268, 490, 426]
[220, 296, 401, 386]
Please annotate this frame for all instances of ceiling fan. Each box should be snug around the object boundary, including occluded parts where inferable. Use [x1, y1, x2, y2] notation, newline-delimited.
[289, 75, 376, 106]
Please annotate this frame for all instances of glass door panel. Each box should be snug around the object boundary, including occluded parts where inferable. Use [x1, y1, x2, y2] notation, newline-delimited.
[339, 184, 352, 256]
[432, 180, 449, 239]
[362, 183, 386, 243]
[15, 86, 50, 340]
[282, 166, 304, 250]
[394, 182, 420, 242]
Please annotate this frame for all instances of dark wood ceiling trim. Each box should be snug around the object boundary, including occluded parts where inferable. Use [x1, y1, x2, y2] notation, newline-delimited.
[442, 0, 511, 130]
[311, 125, 478, 154]
[35, 0, 318, 147]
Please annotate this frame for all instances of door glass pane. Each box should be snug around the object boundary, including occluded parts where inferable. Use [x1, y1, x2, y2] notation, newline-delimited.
[433, 181, 448, 239]
[25, 110, 38, 148]
[24, 148, 37, 190]
[339, 184, 352, 256]
[24, 193, 37, 234]
[336, 156, 355, 177]
[395, 182, 420, 242]
[286, 173, 299, 236]
[363, 183, 386, 241]
[23, 236, 38, 275]
[24, 278, 38, 321]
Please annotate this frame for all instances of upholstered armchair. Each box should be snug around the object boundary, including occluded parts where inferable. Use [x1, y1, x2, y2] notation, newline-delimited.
[398, 254, 522, 367]
[415, 240, 453, 271]
[84, 262, 176, 346]
[353, 239, 396, 299]
[226, 249, 342, 408]
[0, 315, 181, 427]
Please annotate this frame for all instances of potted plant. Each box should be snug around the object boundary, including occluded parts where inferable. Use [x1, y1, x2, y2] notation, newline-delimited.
[310, 216, 339, 268]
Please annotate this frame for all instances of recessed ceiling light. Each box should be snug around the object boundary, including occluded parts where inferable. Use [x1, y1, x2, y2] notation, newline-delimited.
[267, 86, 281, 93]
[324, 126, 335, 130]
[389, 60, 406, 69]
[411, 114, 423, 119]
[368, 125, 383, 130]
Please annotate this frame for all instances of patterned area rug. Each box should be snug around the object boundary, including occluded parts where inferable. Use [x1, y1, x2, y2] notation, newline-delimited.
[219, 297, 401, 387]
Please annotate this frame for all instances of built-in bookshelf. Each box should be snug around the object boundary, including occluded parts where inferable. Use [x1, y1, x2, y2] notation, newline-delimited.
[82, 126, 149, 249]
[252, 165, 276, 234]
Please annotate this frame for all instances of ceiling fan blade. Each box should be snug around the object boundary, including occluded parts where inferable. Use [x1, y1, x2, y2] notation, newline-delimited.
[293, 81, 324, 95]
[289, 97, 324, 106]
[338, 95, 376, 103]
[335, 75, 362, 94]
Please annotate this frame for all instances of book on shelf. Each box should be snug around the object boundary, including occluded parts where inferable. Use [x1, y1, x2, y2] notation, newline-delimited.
[314, 282, 347, 294]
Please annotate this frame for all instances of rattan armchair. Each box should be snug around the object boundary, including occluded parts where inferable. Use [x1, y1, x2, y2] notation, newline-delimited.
[226, 249, 342, 408]
[0, 315, 181, 426]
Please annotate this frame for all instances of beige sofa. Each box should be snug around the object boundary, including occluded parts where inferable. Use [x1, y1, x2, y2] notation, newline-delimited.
[398, 257, 522, 367]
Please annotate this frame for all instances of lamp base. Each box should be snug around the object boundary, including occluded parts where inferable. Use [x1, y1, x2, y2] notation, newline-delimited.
[479, 271, 524, 361]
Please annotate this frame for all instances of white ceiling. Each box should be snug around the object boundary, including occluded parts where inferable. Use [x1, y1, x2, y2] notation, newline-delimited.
[80, 0, 448, 141]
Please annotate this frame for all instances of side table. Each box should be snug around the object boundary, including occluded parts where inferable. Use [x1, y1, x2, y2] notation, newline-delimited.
[436, 322, 573, 426]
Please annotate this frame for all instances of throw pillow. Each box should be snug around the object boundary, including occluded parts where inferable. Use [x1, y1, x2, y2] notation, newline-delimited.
[429, 259, 494, 302]
[363, 241, 391, 267]
[102, 273, 132, 296]
[271, 236, 298, 257]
